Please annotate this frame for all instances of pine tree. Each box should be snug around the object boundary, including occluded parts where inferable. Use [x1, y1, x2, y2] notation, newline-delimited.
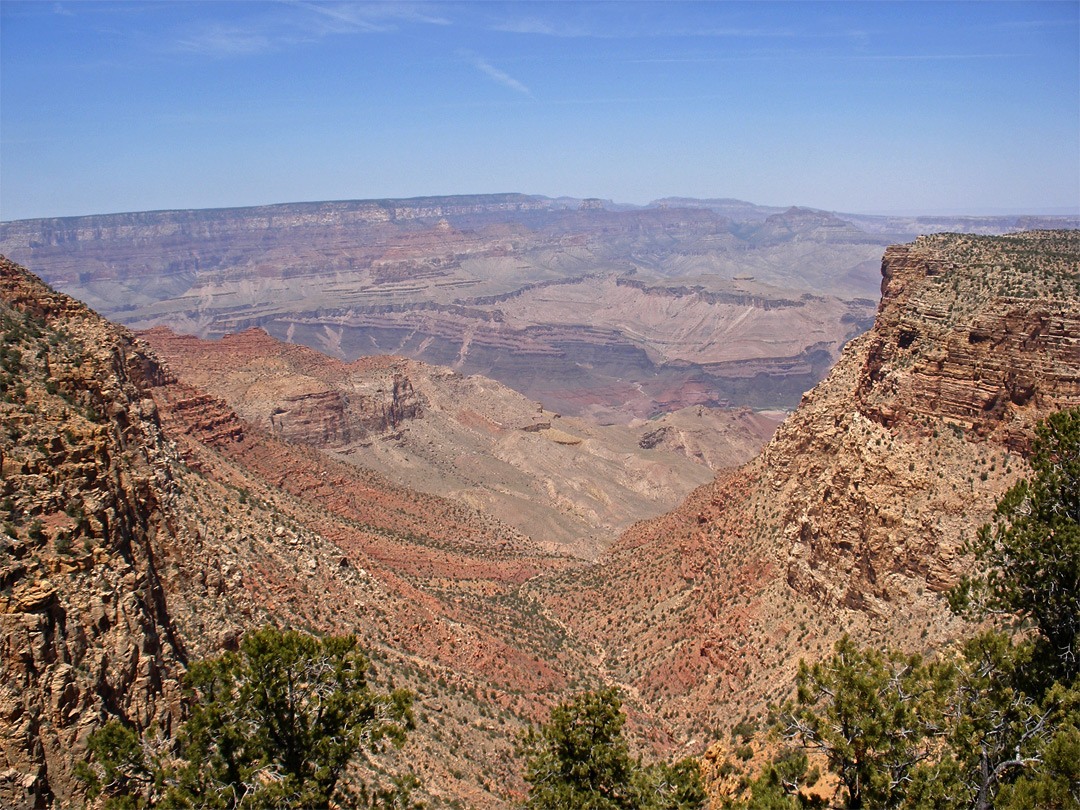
[518, 687, 705, 810]
[77, 627, 418, 809]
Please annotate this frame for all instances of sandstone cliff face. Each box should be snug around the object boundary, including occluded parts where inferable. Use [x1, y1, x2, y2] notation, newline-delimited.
[754, 232, 1079, 617]
[0, 258, 188, 808]
[776, 231, 1080, 609]
[138, 327, 424, 449]
[858, 233, 1080, 449]
[534, 230, 1080, 749]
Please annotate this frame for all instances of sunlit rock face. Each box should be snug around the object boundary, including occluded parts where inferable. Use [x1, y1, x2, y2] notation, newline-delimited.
[533, 230, 1080, 746]
[1, 195, 894, 420]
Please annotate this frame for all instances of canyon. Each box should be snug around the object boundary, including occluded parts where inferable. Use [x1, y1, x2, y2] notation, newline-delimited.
[8, 194, 1067, 423]
[1, 223, 1078, 808]
[138, 325, 777, 559]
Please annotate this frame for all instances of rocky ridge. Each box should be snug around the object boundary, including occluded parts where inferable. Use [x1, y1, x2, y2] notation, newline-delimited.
[139, 326, 776, 558]
[0, 259, 189, 807]
[857, 232, 1080, 448]
[531, 230, 1080, 752]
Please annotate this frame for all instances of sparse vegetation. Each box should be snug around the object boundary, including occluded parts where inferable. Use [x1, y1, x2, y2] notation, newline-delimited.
[77, 627, 420, 809]
[728, 408, 1080, 810]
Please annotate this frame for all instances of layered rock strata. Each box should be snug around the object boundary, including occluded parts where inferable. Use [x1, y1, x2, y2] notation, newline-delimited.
[1, 196, 892, 419]
[0, 257, 594, 809]
[534, 230, 1080, 749]
[139, 326, 773, 559]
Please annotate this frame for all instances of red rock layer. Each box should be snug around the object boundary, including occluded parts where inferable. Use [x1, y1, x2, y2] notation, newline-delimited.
[535, 231, 1080, 749]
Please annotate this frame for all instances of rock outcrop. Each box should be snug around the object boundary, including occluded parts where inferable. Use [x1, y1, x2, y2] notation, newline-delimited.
[858, 233, 1080, 449]
[139, 326, 772, 559]
[533, 230, 1080, 748]
[139, 327, 424, 449]
[0, 258, 188, 808]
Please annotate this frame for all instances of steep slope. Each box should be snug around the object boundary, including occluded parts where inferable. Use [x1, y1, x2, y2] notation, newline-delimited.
[0, 258, 190, 808]
[533, 230, 1080, 748]
[0, 256, 600, 809]
[139, 326, 776, 558]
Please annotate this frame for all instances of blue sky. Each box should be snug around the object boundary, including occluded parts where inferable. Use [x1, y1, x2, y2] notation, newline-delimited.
[1, 1, 1077, 220]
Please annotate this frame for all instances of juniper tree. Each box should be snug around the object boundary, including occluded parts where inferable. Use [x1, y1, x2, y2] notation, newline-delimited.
[78, 627, 418, 809]
[950, 406, 1080, 686]
[518, 687, 705, 810]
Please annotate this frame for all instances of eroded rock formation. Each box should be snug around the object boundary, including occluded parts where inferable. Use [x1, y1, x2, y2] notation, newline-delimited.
[535, 230, 1080, 746]
[139, 326, 775, 559]
[1, 195, 892, 420]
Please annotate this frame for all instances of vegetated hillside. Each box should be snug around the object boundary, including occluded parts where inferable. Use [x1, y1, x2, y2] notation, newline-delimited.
[532, 230, 1080, 757]
[3, 228, 1077, 808]
[140, 326, 777, 559]
[0, 195, 895, 420]
[0, 256, 609, 810]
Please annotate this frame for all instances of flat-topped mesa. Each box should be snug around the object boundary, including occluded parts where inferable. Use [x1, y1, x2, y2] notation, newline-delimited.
[856, 231, 1080, 451]
[0, 193, 546, 245]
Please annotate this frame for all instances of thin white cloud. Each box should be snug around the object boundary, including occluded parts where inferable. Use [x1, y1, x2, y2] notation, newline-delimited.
[295, 1, 450, 33]
[173, 2, 449, 59]
[52, 3, 74, 17]
[492, 17, 595, 38]
[849, 52, 1018, 61]
[459, 50, 533, 97]
[992, 18, 1078, 31]
[349, 2, 451, 27]
[690, 27, 798, 38]
[294, 2, 393, 34]
[490, 15, 801, 40]
[175, 24, 275, 57]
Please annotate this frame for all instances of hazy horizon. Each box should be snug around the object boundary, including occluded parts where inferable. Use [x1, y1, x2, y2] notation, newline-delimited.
[1, 192, 1078, 225]
[2, 1, 1078, 221]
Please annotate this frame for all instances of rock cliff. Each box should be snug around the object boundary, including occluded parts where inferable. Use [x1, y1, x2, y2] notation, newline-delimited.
[0, 256, 594, 808]
[857, 233, 1080, 449]
[533, 230, 1080, 748]
[1, 258, 188, 807]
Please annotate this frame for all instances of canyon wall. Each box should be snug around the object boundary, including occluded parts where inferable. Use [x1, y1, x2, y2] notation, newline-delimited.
[1, 196, 894, 419]
[534, 230, 1080, 746]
